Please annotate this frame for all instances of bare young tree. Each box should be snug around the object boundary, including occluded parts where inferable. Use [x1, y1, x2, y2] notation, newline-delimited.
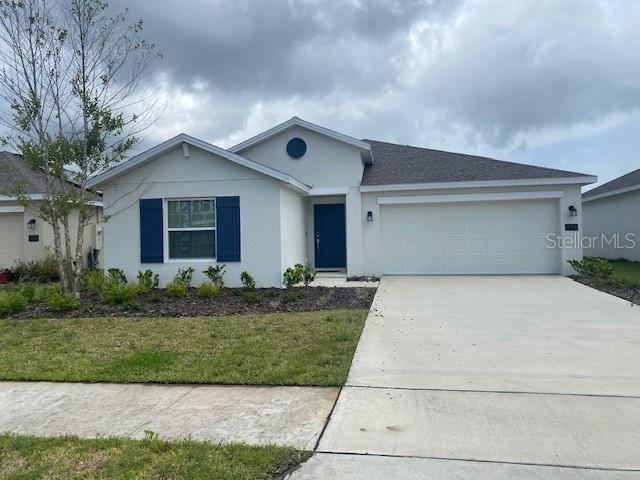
[0, 0, 159, 295]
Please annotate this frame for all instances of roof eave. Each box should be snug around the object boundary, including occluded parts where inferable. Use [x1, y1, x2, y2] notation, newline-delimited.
[583, 183, 640, 203]
[87, 133, 310, 194]
[360, 176, 598, 192]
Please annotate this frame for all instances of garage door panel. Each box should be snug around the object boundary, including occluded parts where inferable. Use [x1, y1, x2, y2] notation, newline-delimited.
[380, 200, 559, 275]
[446, 238, 466, 255]
[445, 257, 467, 273]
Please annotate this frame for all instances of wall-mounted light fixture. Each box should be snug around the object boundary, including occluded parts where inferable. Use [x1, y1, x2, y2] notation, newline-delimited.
[366, 211, 373, 222]
[568, 205, 578, 217]
[26, 218, 36, 230]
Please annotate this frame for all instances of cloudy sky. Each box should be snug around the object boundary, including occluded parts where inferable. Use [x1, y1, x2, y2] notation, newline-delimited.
[109, 0, 639, 189]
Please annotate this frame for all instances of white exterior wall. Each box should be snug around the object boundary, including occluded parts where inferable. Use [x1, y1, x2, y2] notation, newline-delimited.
[238, 126, 365, 188]
[583, 190, 640, 261]
[280, 186, 307, 272]
[361, 184, 584, 276]
[239, 126, 367, 275]
[101, 145, 285, 288]
[0, 200, 102, 269]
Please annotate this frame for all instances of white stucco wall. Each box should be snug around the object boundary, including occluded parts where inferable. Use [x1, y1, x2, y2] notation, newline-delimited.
[583, 190, 640, 261]
[0, 200, 102, 269]
[280, 186, 307, 272]
[360, 183, 585, 276]
[101, 145, 286, 287]
[238, 126, 365, 188]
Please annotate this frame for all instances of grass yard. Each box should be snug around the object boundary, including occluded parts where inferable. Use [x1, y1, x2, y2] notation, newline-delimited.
[0, 433, 307, 480]
[0, 309, 367, 385]
[610, 259, 640, 284]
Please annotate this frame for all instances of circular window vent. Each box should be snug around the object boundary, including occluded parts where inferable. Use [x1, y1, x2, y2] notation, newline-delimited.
[286, 137, 307, 159]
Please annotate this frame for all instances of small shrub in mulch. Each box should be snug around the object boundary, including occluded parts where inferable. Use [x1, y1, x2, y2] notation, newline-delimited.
[7, 286, 377, 319]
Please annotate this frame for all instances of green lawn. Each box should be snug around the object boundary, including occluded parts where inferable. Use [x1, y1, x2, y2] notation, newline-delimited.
[610, 259, 640, 284]
[0, 433, 307, 480]
[0, 309, 367, 385]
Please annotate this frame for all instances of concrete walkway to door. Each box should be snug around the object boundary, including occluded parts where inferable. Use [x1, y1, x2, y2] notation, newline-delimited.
[290, 276, 640, 479]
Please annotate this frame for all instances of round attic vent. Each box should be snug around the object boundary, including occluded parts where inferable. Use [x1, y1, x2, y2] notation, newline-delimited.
[286, 137, 307, 159]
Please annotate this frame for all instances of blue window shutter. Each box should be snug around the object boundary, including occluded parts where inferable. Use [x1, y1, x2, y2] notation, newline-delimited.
[139, 198, 164, 263]
[216, 196, 240, 262]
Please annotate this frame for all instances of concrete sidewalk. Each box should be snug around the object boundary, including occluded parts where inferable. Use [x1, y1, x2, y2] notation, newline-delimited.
[288, 454, 640, 479]
[0, 381, 338, 449]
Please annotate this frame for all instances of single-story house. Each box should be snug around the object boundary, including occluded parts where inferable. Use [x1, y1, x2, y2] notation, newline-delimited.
[583, 167, 640, 261]
[0, 151, 104, 269]
[87, 117, 596, 287]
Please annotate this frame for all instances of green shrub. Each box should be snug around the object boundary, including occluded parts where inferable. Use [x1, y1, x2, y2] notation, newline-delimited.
[281, 290, 307, 304]
[568, 257, 613, 279]
[232, 289, 261, 304]
[300, 265, 316, 286]
[100, 282, 139, 304]
[196, 282, 221, 298]
[12, 251, 59, 283]
[203, 264, 226, 287]
[16, 283, 37, 302]
[0, 291, 28, 316]
[283, 264, 304, 288]
[39, 284, 62, 301]
[174, 267, 195, 288]
[137, 269, 159, 293]
[81, 268, 105, 293]
[240, 271, 256, 289]
[106, 268, 127, 286]
[166, 280, 188, 297]
[46, 291, 79, 312]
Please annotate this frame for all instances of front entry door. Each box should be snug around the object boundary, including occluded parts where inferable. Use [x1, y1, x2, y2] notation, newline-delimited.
[314, 204, 346, 269]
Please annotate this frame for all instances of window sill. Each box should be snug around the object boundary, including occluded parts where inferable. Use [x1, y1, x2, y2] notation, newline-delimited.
[165, 258, 217, 263]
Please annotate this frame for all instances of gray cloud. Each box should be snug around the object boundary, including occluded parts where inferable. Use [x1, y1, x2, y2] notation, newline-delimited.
[5, 0, 635, 184]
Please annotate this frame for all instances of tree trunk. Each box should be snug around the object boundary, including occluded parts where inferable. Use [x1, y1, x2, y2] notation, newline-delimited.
[61, 215, 76, 294]
[50, 219, 69, 292]
[73, 208, 87, 298]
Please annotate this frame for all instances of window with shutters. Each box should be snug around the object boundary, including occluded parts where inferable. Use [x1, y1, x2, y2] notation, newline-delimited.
[167, 199, 216, 259]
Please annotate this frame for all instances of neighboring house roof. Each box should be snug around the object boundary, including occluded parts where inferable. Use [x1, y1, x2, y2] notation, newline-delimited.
[229, 117, 374, 163]
[0, 151, 49, 194]
[361, 140, 595, 188]
[87, 133, 311, 193]
[582, 167, 640, 202]
[0, 151, 102, 203]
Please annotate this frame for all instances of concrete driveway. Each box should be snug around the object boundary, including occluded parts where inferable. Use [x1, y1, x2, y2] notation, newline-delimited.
[291, 276, 640, 479]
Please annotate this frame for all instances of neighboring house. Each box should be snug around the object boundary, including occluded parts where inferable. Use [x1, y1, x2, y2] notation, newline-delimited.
[0, 151, 104, 269]
[583, 167, 640, 261]
[87, 117, 596, 287]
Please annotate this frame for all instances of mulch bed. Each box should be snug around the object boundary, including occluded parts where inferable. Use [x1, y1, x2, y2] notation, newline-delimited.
[572, 275, 640, 303]
[12, 286, 377, 319]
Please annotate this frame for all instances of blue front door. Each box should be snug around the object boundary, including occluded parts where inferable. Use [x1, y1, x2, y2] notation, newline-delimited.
[314, 204, 346, 269]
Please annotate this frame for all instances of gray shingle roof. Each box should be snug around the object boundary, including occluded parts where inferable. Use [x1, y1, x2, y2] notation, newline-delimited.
[361, 140, 590, 186]
[0, 151, 101, 200]
[0, 151, 50, 194]
[583, 167, 640, 199]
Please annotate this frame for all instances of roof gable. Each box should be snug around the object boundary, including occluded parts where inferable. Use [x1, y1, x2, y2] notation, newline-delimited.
[361, 140, 595, 187]
[583, 167, 640, 201]
[229, 117, 373, 163]
[87, 134, 310, 193]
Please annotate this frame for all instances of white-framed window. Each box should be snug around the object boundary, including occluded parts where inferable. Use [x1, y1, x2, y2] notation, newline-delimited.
[167, 198, 216, 259]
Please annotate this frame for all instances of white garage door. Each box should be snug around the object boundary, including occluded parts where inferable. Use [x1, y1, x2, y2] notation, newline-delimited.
[381, 199, 559, 274]
[0, 213, 24, 269]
